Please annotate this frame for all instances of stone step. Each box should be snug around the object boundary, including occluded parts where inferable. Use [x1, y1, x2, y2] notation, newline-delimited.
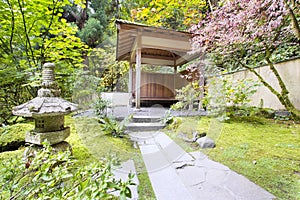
[131, 115, 162, 123]
[126, 122, 165, 132]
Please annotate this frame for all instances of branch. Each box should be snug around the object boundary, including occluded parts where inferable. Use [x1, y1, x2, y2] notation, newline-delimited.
[207, 0, 213, 12]
[238, 60, 281, 98]
[70, 10, 81, 23]
[0, 37, 12, 55]
[284, 0, 300, 39]
[6, 0, 14, 54]
[40, 0, 59, 65]
[17, 0, 37, 66]
[265, 54, 289, 97]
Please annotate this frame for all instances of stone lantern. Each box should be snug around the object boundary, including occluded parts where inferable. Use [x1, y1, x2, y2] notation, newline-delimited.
[13, 63, 78, 148]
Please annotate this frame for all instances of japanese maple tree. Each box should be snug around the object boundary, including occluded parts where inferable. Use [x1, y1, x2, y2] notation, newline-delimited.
[191, 0, 300, 119]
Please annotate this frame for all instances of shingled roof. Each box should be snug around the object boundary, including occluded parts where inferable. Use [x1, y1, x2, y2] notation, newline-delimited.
[116, 19, 198, 67]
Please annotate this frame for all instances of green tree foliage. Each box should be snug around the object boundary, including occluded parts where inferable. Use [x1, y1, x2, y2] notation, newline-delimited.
[72, 70, 103, 110]
[70, 0, 111, 47]
[88, 43, 129, 92]
[0, 143, 135, 199]
[65, 0, 139, 47]
[130, 0, 209, 30]
[78, 17, 105, 47]
[0, 0, 88, 124]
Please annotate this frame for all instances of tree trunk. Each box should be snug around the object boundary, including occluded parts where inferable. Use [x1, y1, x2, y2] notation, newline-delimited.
[284, 0, 300, 39]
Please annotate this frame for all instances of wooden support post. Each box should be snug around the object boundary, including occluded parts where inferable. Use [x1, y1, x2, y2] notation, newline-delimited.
[198, 63, 205, 111]
[128, 63, 133, 106]
[135, 34, 142, 109]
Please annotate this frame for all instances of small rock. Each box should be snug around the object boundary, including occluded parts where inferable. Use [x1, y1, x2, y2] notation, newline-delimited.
[196, 136, 216, 148]
[52, 141, 72, 152]
[192, 131, 206, 142]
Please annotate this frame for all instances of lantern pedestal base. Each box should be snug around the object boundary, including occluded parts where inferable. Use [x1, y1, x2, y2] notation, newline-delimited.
[25, 127, 70, 145]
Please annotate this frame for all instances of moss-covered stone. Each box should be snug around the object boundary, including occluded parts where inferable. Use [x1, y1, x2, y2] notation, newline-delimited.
[25, 127, 70, 145]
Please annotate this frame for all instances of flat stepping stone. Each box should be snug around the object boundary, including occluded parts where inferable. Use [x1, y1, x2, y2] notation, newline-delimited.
[224, 171, 275, 200]
[126, 122, 165, 131]
[132, 115, 161, 123]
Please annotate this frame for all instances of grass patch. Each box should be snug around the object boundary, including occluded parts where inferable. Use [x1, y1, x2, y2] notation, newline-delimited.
[164, 116, 211, 152]
[164, 116, 300, 199]
[73, 116, 156, 199]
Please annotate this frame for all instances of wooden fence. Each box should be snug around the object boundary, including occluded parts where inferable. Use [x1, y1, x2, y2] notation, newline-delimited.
[132, 72, 188, 102]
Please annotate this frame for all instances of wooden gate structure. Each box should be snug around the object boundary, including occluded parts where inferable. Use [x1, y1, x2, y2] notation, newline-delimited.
[116, 20, 199, 108]
[132, 72, 188, 105]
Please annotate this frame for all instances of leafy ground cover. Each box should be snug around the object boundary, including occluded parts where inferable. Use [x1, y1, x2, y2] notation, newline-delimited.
[0, 116, 155, 199]
[165, 116, 300, 199]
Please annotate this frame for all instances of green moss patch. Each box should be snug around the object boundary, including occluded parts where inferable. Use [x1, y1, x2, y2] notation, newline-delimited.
[0, 123, 33, 152]
[72, 117, 139, 161]
[65, 116, 97, 164]
[0, 149, 23, 162]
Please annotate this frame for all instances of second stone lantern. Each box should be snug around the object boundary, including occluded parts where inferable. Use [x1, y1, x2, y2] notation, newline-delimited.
[13, 63, 78, 148]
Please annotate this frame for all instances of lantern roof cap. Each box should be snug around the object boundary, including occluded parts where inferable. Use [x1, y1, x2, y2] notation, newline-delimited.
[12, 63, 78, 117]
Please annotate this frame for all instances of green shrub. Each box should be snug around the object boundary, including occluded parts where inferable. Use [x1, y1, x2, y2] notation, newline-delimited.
[98, 116, 131, 138]
[0, 142, 135, 200]
[94, 97, 110, 118]
[204, 77, 260, 121]
[172, 82, 202, 111]
[162, 111, 182, 130]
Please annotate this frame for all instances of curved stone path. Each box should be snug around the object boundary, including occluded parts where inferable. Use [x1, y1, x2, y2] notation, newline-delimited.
[129, 131, 275, 200]
[77, 107, 276, 199]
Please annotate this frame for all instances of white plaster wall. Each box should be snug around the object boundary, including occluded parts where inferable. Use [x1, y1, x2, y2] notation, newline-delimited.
[101, 92, 130, 106]
[225, 58, 300, 110]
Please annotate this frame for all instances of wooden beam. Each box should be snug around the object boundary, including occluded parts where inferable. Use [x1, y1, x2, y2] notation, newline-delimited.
[141, 36, 191, 51]
[130, 41, 137, 63]
[141, 30, 190, 41]
[130, 29, 142, 63]
[128, 63, 133, 106]
[135, 33, 142, 109]
[175, 53, 199, 66]
[141, 57, 175, 66]
[142, 54, 175, 61]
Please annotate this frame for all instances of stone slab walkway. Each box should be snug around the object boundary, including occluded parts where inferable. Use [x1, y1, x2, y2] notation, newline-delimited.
[129, 131, 276, 200]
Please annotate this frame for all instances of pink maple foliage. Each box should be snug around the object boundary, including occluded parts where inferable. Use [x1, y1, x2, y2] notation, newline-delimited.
[190, 0, 289, 53]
